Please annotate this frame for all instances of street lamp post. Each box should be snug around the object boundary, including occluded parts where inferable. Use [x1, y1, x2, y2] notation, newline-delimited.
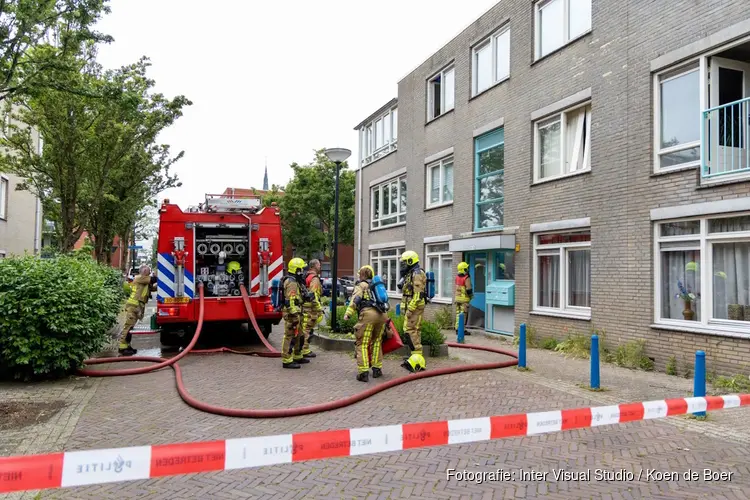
[324, 148, 351, 332]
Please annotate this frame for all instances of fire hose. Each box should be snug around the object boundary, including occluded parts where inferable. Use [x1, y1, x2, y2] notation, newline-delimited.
[76, 283, 518, 418]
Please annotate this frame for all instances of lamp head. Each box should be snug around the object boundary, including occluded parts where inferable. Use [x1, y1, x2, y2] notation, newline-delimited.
[324, 148, 351, 164]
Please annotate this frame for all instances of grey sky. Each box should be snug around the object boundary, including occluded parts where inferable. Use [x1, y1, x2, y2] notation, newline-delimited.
[94, 0, 499, 245]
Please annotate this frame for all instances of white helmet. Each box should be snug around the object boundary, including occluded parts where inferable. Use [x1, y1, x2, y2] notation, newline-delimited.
[218, 251, 227, 265]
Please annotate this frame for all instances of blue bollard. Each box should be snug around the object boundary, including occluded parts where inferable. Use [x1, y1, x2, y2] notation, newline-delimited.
[457, 312, 465, 344]
[694, 350, 706, 417]
[395, 303, 401, 316]
[330, 296, 336, 326]
[590, 335, 600, 390]
[518, 323, 527, 368]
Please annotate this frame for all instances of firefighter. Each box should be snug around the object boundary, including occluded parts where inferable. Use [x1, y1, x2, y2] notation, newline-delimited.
[299, 258, 323, 359]
[281, 257, 311, 369]
[454, 262, 473, 334]
[343, 265, 387, 382]
[398, 250, 427, 372]
[119, 265, 152, 356]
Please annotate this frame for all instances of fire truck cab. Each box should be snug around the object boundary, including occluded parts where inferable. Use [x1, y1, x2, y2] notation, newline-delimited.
[155, 194, 284, 346]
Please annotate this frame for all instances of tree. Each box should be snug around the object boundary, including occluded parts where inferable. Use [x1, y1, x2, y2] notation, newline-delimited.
[277, 150, 355, 260]
[0, 52, 189, 257]
[0, 0, 112, 101]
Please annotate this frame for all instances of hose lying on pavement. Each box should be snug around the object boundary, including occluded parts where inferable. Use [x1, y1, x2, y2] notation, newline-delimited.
[77, 283, 518, 418]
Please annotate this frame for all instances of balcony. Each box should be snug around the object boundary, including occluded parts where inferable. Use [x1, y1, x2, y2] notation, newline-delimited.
[702, 96, 750, 182]
[361, 140, 397, 167]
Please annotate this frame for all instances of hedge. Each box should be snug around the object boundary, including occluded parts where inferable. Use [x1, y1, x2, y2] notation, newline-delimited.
[387, 311, 446, 347]
[0, 255, 126, 380]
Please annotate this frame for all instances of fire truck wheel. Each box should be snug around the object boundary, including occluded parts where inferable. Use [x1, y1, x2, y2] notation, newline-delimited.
[257, 321, 273, 338]
[160, 327, 191, 348]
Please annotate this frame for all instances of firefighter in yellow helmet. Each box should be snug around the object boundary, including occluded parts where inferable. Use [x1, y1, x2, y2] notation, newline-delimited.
[398, 250, 427, 372]
[298, 258, 324, 359]
[343, 265, 387, 381]
[454, 262, 473, 333]
[281, 257, 310, 369]
[119, 265, 152, 356]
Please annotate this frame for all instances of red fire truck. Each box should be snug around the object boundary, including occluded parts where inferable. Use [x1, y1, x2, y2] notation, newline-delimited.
[155, 194, 284, 346]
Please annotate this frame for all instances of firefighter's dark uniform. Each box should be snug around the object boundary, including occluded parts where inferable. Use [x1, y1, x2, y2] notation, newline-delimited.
[282, 258, 309, 369]
[300, 270, 323, 358]
[454, 262, 473, 331]
[344, 266, 387, 382]
[399, 251, 426, 372]
[119, 275, 151, 355]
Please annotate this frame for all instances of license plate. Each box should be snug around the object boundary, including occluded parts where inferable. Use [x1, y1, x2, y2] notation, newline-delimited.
[163, 297, 190, 304]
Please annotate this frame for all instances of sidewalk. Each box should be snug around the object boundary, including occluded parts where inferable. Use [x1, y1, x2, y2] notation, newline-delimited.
[447, 329, 750, 444]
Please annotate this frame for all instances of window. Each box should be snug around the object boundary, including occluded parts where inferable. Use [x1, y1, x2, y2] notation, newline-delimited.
[371, 247, 406, 294]
[655, 214, 750, 334]
[472, 26, 510, 96]
[359, 106, 398, 167]
[533, 230, 591, 317]
[425, 243, 453, 300]
[427, 65, 455, 121]
[474, 128, 504, 231]
[654, 63, 700, 172]
[534, 102, 591, 182]
[0, 175, 7, 220]
[371, 174, 407, 230]
[494, 250, 515, 280]
[535, 0, 591, 59]
[426, 157, 454, 208]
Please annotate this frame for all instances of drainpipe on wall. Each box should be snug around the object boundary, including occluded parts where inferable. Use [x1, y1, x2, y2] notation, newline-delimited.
[33, 196, 41, 254]
[356, 162, 362, 270]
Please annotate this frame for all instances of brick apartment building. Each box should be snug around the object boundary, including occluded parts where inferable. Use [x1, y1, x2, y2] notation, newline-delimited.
[353, 0, 750, 374]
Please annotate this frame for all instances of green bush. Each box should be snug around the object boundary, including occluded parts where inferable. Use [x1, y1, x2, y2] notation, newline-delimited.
[335, 305, 357, 333]
[420, 320, 446, 346]
[513, 324, 539, 347]
[432, 306, 453, 330]
[611, 340, 654, 371]
[0, 255, 124, 380]
[541, 338, 559, 350]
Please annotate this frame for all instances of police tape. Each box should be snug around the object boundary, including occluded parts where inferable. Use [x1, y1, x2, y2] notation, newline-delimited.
[1, 394, 748, 493]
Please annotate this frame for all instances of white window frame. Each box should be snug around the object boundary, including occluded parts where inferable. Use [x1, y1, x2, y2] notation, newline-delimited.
[427, 64, 455, 121]
[0, 175, 8, 220]
[425, 156, 454, 209]
[425, 243, 453, 302]
[360, 106, 398, 167]
[472, 25, 510, 97]
[534, 0, 592, 60]
[653, 213, 750, 337]
[370, 247, 406, 297]
[533, 101, 592, 183]
[532, 229, 591, 319]
[370, 174, 407, 231]
[652, 62, 702, 174]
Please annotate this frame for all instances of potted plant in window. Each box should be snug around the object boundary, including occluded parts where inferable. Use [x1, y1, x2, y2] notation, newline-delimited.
[676, 280, 699, 321]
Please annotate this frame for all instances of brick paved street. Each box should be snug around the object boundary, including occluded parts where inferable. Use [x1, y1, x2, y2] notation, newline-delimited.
[3, 314, 750, 499]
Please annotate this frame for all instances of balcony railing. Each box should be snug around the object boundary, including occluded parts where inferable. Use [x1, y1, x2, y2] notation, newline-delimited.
[702, 96, 750, 180]
[361, 140, 397, 167]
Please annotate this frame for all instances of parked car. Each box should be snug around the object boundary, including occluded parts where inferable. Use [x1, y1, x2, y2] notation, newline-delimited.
[322, 277, 353, 299]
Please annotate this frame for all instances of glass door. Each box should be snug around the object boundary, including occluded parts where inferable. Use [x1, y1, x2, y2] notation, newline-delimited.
[708, 56, 750, 175]
[468, 253, 487, 328]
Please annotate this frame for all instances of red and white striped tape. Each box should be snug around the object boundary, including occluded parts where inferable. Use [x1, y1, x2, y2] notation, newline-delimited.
[1, 394, 747, 493]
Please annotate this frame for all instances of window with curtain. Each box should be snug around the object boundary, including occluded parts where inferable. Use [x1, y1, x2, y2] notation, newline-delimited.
[474, 128, 504, 231]
[425, 243, 453, 300]
[370, 174, 407, 230]
[533, 230, 591, 317]
[657, 215, 750, 332]
[371, 247, 405, 294]
[534, 102, 591, 182]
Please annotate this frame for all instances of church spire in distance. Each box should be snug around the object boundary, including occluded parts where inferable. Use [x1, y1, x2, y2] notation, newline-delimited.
[263, 157, 269, 191]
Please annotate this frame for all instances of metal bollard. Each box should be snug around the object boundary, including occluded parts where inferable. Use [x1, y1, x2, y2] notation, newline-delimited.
[457, 312, 465, 344]
[693, 350, 706, 417]
[518, 323, 527, 368]
[395, 303, 401, 316]
[590, 335, 600, 390]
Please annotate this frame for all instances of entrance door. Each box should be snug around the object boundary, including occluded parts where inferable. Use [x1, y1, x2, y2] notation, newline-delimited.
[708, 57, 750, 175]
[468, 253, 487, 328]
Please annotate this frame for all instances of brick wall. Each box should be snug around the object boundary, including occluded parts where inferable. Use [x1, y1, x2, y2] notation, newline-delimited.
[354, 0, 750, 376]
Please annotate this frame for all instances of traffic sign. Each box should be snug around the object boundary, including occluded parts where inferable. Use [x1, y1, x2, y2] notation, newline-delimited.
[129, 245, 143, 250]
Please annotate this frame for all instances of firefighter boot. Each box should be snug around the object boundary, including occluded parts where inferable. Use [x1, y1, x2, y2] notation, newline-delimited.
[283, 361, 301, 369]
[372, 367, 383, 378]
[357, 371, 369, 382]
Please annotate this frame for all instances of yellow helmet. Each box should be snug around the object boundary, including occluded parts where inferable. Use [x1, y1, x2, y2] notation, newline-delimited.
[400, 250, 419, 266]
[686, 261, 698, 272]
[359, 265, 374, 279]
[457, 262, 469, 274]
[227, 261, 241, 274]
[288, 257, 307, 275]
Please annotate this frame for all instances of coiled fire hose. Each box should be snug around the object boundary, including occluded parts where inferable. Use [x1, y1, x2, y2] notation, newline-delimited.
[77, 283, 518, 418]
